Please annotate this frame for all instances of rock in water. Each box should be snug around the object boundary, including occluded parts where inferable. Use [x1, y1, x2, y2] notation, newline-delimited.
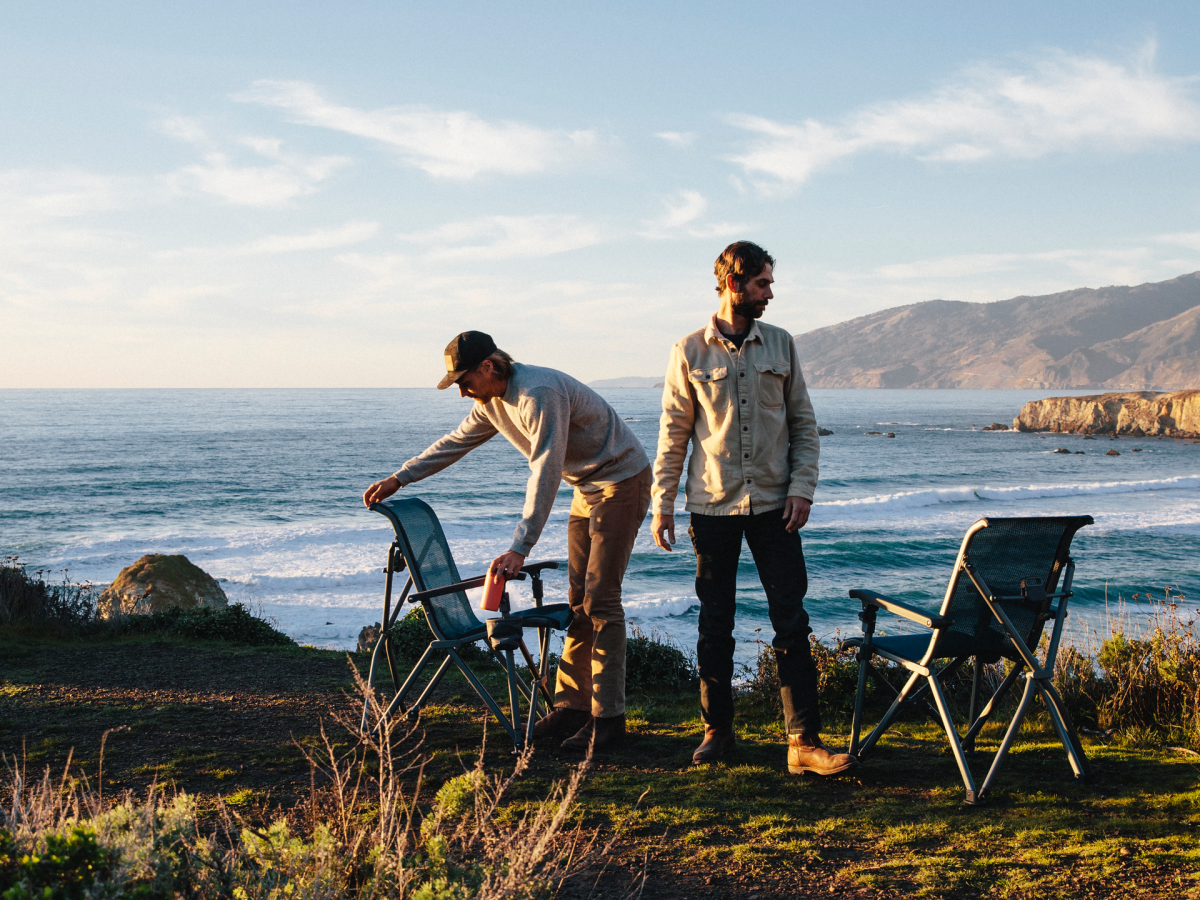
[358, 622, 382, 654]
[1014, 390, 1200, 437]
[98, 554, 228, 618]
[1106, 449, 1121, 456]
[817, 427, 834, 436]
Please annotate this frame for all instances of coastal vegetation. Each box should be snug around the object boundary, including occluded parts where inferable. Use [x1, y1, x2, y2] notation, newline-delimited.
[3, 558, 1199, 897]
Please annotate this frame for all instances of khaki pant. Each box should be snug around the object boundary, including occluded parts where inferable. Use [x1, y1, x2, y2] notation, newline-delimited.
[553, 465, 652, 718]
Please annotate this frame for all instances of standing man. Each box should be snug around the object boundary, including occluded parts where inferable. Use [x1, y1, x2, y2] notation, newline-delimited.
[651, 242, 857, 775]
[363, 331, 651, 752]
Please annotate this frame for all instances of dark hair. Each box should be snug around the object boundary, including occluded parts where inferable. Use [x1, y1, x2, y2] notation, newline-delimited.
[476, 349, 515, 380]
[714, 241, 775, 294]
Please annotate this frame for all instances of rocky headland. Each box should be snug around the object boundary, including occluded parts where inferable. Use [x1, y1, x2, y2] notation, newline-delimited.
[1014, 390, 1200, 437]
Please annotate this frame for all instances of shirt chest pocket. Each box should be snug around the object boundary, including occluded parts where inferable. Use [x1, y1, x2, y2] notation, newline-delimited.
[688, 366, 729, 410]
[755, 363, 788, 409]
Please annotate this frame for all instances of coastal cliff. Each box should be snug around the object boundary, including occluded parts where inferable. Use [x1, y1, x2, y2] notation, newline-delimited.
[1014, 390, 1200, 437]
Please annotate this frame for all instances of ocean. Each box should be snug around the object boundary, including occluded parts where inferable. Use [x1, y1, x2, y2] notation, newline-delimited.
[2, 388, 1198, 664]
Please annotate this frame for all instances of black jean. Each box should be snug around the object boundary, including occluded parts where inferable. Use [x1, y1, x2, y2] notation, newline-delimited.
[689, 509, 820, 735]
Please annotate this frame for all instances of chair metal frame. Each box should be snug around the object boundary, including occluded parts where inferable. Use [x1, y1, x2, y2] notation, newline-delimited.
[362, 496, 571, 750]
[842, 515, 1094, 805]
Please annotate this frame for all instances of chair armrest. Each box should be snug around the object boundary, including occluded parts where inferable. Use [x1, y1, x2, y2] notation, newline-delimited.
[520, 560, 563, 575]
[409, 571, 529, 604]
[849, 589, 950, 630]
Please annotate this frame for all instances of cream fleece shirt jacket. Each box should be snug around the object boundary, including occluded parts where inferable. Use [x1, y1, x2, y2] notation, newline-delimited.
[652, 316, 820, 516]
[393, 363, 649, 555]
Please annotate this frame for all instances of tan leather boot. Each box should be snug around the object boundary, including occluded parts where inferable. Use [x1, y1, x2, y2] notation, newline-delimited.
[787, 734, 859, 775]
[561, 714, 625, 752]
[692, 725, 736, 763]
[533, 706, 590, 739]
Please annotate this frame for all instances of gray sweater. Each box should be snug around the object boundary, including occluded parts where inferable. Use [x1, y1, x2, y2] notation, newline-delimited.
[394, 363, 649, 555]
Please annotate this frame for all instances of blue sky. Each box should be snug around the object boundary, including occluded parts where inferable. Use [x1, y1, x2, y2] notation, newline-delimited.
[4, 2, 1200, 387]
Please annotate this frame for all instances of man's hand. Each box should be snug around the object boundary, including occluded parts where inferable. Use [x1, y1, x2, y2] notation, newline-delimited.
[363, 476, 400, 508]
[652, 513, 676, 551]
[490, 550, 527, 579]
[783, 497, 812, 533]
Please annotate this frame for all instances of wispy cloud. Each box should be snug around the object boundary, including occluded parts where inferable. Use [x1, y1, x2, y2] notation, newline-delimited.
[638, 190, 746, 240]
[656, 131, 695, 148]
[236, 80, 599, 180]
[238, 221, 379, 255]
[167, 134, 349, 207]
[728, 42, 1200, 191]
[0, 169, 121, 222]
[397, 214, 604, 260]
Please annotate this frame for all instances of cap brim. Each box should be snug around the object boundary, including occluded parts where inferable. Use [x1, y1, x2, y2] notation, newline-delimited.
[437, 370, 467, 390]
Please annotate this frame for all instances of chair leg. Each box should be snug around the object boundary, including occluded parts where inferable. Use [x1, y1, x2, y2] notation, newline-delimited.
[504, 648, 525, 750]
[405, 653, 455, 720]
[374, 643, 436, 729]
[848, 654, 871, 756]
[926, 673, 979, 805]
[361, 633, 389, 732]
[962, 662, 1024, 750]
[858, 670, 923, 759]
[979, 673, 1037, 800]
[965, 661, 982, 753]
[446, 649, 519, 744]
[1036, 680, 1092, 780]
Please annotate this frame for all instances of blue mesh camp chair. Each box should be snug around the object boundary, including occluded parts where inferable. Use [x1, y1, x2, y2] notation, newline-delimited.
[363, 496, 572, 750]
[841, 516, 1093, 804]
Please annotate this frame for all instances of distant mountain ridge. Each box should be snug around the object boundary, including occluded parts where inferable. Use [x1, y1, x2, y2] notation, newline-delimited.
[794, 272, 1200, 389]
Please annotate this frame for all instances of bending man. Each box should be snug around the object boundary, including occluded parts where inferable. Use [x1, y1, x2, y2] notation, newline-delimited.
[363, 331, 651, 752]
[650, 242, 857, 775]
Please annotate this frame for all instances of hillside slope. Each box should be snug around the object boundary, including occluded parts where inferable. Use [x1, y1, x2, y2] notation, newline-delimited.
[794, 272, 1200, 388]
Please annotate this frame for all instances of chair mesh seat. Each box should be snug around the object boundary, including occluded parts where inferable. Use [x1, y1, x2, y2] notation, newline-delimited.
[386, 498, 483, 641]
[942, 518, 1077, 657]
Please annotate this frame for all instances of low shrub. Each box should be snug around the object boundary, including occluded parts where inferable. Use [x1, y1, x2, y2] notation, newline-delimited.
[625, 627, 699, 694]
[0, 557, 98, 631]
[110, 603, 295, 647]
[739, 635, 866, 720]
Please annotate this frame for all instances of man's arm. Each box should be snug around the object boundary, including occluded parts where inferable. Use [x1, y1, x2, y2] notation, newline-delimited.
[508, 387, 572, 556]
[361, 405, 498, 507]
[651, 343, 694, 551]
[783, 338, 820, 526]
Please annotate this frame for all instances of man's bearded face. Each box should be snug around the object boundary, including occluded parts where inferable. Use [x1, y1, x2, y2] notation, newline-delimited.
[729, 263, 774, 320]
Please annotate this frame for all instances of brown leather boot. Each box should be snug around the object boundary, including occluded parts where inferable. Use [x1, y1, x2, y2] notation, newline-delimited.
[692, 725, 736, 763]
[533, 706, 590, 739]
[787, 734, 859, 775]
[561, 714, 625, 752]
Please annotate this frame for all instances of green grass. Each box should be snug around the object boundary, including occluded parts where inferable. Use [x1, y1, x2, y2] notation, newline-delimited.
[3, 621, 1199, 897]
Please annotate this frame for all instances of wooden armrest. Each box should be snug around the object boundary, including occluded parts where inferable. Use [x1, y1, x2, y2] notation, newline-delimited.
[849, 589, 950, 630]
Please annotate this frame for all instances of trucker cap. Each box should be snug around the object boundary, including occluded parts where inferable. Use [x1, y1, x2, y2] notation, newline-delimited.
[438, 331, 498, 390]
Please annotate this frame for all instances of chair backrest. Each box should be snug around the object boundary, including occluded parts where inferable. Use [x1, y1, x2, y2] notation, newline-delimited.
[372, 497, 483, 641]
[938, 516, 1092, 660]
